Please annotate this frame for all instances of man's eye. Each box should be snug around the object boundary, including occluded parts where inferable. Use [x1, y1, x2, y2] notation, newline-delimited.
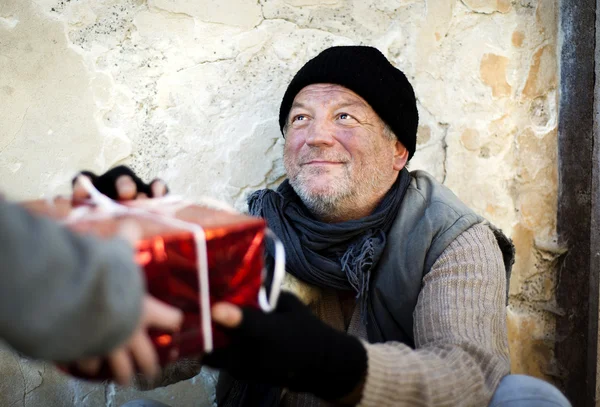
[339, 113, 352, 120]
[292, 115, 307, 122]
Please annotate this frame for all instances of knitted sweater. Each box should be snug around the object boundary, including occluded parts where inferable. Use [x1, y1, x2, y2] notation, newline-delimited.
[282, 223, 510, 406]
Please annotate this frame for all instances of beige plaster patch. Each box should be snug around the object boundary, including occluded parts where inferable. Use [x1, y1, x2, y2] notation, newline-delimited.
[509, 224, 534, 296]
[522, 46, 557, 99]
[507, 308, 555, 382]
[512, 30, 525, 47]
[536, 0, 557, 42]
[515, 128, 558, 234]
[460, 128, 481, 151]
[480, 53, 512, 98]
[462, 0, 512, 13]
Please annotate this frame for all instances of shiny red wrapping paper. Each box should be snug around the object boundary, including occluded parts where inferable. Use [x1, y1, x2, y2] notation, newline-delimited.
[23, 197, 267, 379]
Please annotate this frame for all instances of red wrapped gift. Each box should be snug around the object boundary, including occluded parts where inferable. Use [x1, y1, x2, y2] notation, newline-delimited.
[23, 186, 284, 381]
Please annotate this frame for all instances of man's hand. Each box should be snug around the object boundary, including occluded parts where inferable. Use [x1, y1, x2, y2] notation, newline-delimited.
[72, 165, 168, 202]
[203, 293, 367, 403]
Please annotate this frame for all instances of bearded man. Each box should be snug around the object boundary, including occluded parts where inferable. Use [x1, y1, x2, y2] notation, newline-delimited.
[78, 46, 571, 407]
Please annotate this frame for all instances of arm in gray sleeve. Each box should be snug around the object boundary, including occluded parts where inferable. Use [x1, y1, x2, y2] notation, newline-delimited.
[358, 223, 510, 406]
[0, 199, 143, 362]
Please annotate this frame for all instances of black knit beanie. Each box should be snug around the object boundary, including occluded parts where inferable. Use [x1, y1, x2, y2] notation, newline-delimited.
[279, 46, 419, 160]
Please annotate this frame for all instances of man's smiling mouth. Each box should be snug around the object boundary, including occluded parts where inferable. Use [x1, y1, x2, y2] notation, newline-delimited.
[303, 161, 344, 165]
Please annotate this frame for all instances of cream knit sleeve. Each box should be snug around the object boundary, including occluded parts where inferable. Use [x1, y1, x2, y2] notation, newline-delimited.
[359, 223, 510, 407]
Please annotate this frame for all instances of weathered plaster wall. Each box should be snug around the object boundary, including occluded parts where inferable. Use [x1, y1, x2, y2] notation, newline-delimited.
[0, 0, 561, 405]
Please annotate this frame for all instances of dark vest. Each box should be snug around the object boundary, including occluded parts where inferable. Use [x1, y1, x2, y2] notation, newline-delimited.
[366, 170, 514, 347]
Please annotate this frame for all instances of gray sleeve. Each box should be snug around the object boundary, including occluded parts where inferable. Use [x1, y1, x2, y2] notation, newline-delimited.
[0, 199, 144, 362]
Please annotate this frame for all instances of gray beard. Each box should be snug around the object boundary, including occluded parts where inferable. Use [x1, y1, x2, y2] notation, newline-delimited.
[289, 178, 351, 220]
[287, 165, 389, 221]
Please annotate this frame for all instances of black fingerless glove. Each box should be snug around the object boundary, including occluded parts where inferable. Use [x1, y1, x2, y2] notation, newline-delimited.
[203, 293, 367, 401]
[73, 165, 166, 200]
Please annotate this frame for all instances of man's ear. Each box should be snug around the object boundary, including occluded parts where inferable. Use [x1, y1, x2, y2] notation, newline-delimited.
[393, 141, 409, 171]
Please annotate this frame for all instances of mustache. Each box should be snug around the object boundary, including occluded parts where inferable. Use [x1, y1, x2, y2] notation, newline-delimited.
[298, 150, 350, 164]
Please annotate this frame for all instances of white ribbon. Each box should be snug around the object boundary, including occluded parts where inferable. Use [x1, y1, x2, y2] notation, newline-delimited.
[259, 229, 286, 312]
[67, 176, 286, 352]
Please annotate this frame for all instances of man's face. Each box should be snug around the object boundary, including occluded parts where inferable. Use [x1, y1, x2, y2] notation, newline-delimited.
[283, 84, 407, 220]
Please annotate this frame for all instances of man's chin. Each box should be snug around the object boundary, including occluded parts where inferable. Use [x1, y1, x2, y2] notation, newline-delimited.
[297, 182, 338, 198]
[295, 187, 345, 206]
[289, 175, 348, 200]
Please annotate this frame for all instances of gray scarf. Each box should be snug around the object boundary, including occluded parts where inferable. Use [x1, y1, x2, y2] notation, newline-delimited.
[248, 168, 411, 314]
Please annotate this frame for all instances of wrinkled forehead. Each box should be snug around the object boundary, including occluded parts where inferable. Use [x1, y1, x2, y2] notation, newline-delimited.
[291, 83, 373, 111]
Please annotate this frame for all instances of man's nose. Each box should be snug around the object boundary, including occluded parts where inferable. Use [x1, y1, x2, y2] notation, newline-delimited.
[305, 120, 336, 147]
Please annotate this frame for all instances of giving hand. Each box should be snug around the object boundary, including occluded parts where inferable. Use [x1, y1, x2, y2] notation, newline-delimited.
[71, 220, 183, 385]
[74, 296, 183, 386]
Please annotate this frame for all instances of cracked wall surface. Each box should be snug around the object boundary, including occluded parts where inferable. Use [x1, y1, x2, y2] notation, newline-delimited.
[0, 0, 560, 404]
